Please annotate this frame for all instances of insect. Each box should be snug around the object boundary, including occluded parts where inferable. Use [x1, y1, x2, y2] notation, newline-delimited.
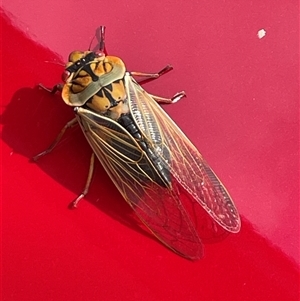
[34, 26, 240, 260]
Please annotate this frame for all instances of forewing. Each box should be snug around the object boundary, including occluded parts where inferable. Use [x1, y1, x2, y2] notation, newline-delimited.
[76, 108, 203, 259]
[127, 77, 241, 233]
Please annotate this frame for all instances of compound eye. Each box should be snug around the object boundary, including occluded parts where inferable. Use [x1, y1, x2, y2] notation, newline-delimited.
[62, 70, 71, 83]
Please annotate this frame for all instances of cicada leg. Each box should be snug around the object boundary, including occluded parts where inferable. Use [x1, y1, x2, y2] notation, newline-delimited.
[131, 64, 173, 79]
[35, 84, 95, 207]
[33, 117, 95, 207]
[70, 153, 95, 208]
[131, 66, 186, 103]
[38, 83, 64, 94]
[34, 83, 74, 161]
[32, 117, 78, 161]
[150, 91, 186, 104]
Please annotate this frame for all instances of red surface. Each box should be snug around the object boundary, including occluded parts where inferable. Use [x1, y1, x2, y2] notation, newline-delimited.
[1, 2, 299, 301]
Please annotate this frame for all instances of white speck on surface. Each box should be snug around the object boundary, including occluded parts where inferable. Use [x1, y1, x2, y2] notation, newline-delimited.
[257, 29, 266, 39]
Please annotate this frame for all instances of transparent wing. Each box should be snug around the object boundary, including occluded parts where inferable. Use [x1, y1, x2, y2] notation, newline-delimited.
[126, 76, 241, 233]
[76, 107, 203, 259]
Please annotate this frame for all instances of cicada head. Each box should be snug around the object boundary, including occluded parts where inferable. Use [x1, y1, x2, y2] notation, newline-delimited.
[62, 50, 124, 107]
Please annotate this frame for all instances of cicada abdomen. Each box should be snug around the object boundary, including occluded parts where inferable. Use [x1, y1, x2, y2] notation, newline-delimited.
[35, 26, 240, 260]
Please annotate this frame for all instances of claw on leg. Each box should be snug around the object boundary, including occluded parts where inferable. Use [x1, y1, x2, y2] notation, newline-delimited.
[170, 91, 186, 103]
[157, 65, 173, 77]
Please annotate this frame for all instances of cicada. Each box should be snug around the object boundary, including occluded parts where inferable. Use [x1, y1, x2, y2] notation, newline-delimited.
[34, 26, 240, 260]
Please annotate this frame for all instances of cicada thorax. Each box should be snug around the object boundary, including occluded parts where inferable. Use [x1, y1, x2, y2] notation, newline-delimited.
[62, 50, 171, 187]
[61, 50, 129, 120]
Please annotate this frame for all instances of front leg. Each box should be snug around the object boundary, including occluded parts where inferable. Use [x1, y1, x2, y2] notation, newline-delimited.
[130, 65, 173, 79]
[38, 83, 64, 94]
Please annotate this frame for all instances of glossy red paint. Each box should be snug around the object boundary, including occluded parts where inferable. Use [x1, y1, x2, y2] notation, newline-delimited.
[1, 2, 299, 300]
